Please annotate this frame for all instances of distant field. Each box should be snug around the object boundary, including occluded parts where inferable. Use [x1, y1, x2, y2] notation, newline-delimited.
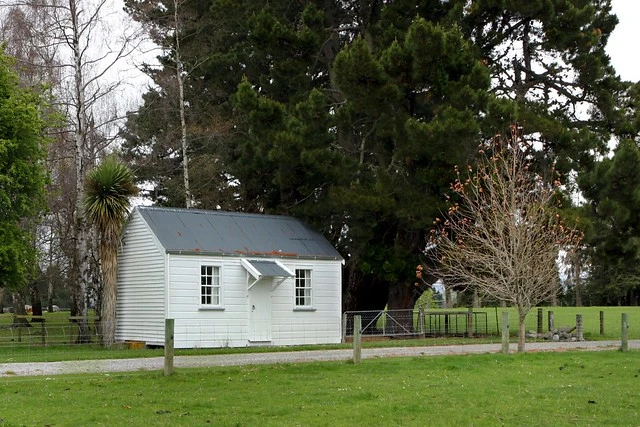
[367, 306, 639, 340]
[1, 351, 639, 426]
[459, 306, 640, 340]
[0, 311, 101, 346]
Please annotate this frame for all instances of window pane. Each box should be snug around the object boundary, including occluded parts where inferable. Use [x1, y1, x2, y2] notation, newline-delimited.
[295, 269, 312, 307]
[201, 265, 221, 306]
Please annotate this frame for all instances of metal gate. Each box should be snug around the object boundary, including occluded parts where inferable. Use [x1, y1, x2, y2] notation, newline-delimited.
[342, 309, 489, 340]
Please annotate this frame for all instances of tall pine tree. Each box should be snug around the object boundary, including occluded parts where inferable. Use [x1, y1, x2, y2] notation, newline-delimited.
[123, 0, 629, 311]
[579, 139, 640, 305]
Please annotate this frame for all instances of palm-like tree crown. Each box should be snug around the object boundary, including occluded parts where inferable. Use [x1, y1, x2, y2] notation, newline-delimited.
[84, 156, 138, 234]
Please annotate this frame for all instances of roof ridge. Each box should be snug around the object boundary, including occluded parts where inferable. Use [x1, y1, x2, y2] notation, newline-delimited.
[136, 205, 297, 220]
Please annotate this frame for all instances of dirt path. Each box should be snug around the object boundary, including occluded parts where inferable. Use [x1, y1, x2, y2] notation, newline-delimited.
[0, 340, 637, 377]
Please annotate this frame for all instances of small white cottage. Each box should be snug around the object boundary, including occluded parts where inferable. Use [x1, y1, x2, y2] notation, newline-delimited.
[116, 206, 344, 348]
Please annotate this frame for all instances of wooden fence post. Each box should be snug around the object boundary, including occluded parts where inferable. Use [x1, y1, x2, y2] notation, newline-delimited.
[600, 311, 605, 336]
[444, 314, 450, 336]
[164, 318, 175, 376]
[621, 313, 629, 352]
[353, 315, 362, 364]
[467, 307, 474, 338]
[341, 314, 347, 343]
[537, 308, 543, 334]
[576, 314, 584, 341]
[501, 311, 510, 355]
[547, 311, 554, 332]
[382, 311, 387, 336]
[418, 308, 425, 339]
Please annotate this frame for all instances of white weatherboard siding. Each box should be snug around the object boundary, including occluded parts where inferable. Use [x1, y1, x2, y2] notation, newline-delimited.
[270, 260, 342, 346]
[168, 255, 249, 348]
[116, 212, 166, 345]
[164, 256, 341, 349]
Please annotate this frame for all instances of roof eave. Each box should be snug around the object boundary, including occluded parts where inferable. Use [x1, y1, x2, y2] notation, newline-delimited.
[165, 249, 343, 262]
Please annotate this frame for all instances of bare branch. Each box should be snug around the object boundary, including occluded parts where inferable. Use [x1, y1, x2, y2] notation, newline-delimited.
[425, 128, 582, 352]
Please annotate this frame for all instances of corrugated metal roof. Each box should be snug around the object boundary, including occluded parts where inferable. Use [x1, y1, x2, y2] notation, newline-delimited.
[134, 206, 343, 261]
[244, 260, 294, 278]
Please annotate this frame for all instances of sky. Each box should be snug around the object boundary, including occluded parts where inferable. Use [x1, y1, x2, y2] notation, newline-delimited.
[109, 0, 639, 125]
[607, 0, 640, 82]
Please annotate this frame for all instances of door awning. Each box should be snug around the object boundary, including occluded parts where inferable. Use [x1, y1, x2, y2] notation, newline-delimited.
[241, 259, 294, 290]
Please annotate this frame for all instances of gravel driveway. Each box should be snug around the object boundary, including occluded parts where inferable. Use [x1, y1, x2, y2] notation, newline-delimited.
[1, 340, 636, 377]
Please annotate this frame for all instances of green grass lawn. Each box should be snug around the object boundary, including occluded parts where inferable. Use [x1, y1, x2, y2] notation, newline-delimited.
[1, 350, 638, 426]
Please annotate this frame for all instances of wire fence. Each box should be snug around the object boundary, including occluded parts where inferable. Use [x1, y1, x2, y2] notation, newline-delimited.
[0, 315, 343, 362]
[3, 310, 493, 355]
[2, 308, 638, 363]
[0, 316, 111, 363]
[0, 317, 104, 346]
[342, 309, 492, 340]
[115, 318, 344, 349]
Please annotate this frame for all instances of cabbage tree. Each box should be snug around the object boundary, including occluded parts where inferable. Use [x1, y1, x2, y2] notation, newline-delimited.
[84, 156, 137, 346]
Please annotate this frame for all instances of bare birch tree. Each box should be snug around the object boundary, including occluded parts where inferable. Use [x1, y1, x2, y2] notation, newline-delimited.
[55, 0, 143, 341]
[172, 0, 193, 208]
[2, 0, 145, 342]
[124, 0, 214, 209]
[425, 128, 582, 352]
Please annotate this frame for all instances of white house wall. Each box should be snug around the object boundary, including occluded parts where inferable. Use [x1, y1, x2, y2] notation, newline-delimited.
[272, 260, 342, 346]
[116, 212, 166, 345]
[166, 255, 342, 349]
[167, 255, 249, 348]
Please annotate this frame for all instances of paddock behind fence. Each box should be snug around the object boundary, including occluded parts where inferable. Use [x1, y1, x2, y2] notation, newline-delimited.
[0, 317, 105, 347]
[342, 309, 490, 340]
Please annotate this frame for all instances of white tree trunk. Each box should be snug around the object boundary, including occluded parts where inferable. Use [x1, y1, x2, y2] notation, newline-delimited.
[70, 0, 91, 341]
[174, 0, 193, 208]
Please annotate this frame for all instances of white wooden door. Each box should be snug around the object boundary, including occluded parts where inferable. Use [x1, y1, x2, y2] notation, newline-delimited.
[248, 280, 272, 343]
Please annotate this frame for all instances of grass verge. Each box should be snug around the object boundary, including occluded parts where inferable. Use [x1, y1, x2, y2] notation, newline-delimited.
[0, 350, 638, 426]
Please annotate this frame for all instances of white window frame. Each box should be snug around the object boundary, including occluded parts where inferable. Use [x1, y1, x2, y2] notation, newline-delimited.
[294, 268, 312, 308]
[200, 264, 222, 308]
